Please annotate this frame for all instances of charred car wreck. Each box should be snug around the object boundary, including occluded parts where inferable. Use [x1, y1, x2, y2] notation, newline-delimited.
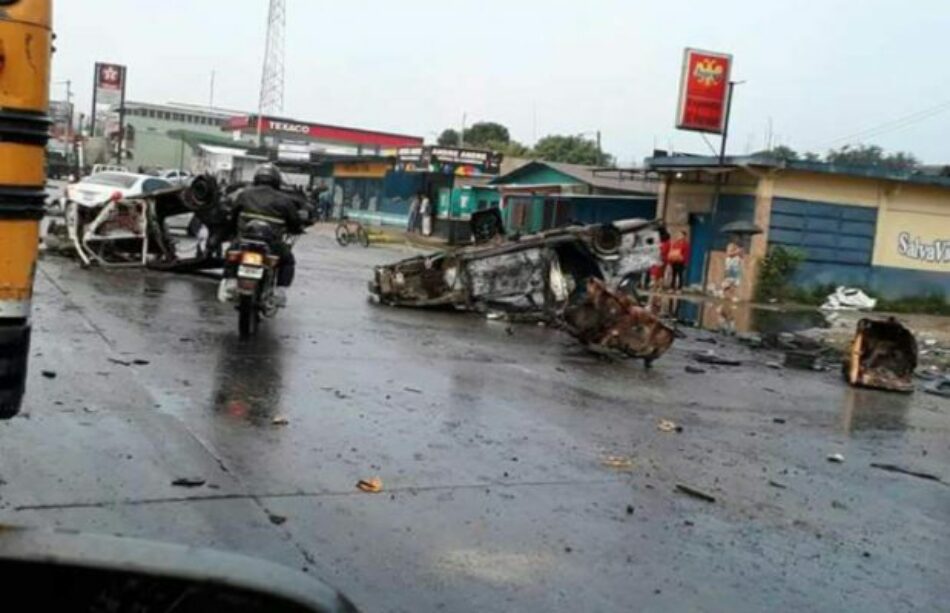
[369, 214, 676, 364]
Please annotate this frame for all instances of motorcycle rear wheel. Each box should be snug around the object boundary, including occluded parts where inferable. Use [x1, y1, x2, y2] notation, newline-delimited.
[356, 226, 370, 248]
[238, 295, 259, 339]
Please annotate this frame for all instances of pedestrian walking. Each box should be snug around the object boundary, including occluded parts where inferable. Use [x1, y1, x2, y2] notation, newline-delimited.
[669, 230, 690, 291]
[407, 194, 421, 233]
[722, 238, 745, 302]
[420, 194, 433, 236]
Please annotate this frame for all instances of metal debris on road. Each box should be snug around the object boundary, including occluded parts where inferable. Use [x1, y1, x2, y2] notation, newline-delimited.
[271, 416, 290, 426]
[827, 453, 845, 464]
[601, 455, 634, 471]
[561, 278, 676, 366]
[404, 387, 423, 394]
[768, 480, 788, 489]
[357, 477, 384, 493]
[675, 484, 717, 503]
[268, 514, 288, 525]
[870, 463, 942, 483]
[171, 477, 206, 488]
[40, 370, 57, 379]
[657, 419, 682, 433]
[108, 358, 132, 367]
[684, 365, 706, 374]
[693, 353, 742, 367]
[844, 318, 917, 393]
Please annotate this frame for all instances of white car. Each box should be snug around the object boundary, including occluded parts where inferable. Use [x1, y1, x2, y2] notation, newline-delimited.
[90, 164, 129, 175]
[63, 172, 172, 209]
[159, 169, 192, 186]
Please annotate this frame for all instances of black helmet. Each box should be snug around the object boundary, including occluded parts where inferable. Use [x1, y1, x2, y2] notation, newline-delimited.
[253, 164, 282, 188]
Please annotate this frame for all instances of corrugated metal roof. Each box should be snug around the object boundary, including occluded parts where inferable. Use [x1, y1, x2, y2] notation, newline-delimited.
[493, 160, 659, 194]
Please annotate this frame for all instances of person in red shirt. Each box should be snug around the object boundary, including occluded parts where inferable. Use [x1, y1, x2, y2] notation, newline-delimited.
[650, 227, 671, 290]
[668, 230, 690, 292]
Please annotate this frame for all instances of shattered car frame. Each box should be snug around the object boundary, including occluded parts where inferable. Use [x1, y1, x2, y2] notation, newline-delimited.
[370, 218, 663, 314]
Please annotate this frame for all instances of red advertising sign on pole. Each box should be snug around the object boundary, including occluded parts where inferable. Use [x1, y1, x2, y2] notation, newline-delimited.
[676, 48, 732, 134]
[95, 62, 125, 105]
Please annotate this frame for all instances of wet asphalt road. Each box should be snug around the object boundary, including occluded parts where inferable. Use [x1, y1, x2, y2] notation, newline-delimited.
[2, 228, 948, 612]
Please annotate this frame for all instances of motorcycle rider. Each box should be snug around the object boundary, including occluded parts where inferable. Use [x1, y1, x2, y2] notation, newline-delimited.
[232, 164, 305, 301]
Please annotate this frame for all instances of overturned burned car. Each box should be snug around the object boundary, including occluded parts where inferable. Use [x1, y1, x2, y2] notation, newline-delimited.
[370, 215, 676, 364]
[370, 217, 662, 312]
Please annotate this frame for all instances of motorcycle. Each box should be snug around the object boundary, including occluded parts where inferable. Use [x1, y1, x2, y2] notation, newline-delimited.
[218, 217, 298, 338]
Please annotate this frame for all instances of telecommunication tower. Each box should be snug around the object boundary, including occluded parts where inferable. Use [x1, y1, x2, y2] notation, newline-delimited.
[258, 0, 286, 117]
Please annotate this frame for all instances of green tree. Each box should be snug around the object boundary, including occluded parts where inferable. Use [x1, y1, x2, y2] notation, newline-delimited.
[532, 135, 611, 166]
[437, 128, 460, 146]
[825, 144, 919, 171]
[463, 122, 510, 148]
[765, 145, 800, 161]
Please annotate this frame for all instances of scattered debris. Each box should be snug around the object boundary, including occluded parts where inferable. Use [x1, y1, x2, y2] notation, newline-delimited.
[657, 419, 682, 433]
[675, 484, 716, 503]
[404, 387, 423, 394]
[772, 417, 787, 424]
[357, 477, 384, 493]
[40, 370, 57, 379]
[696, 337, 718, 344]
[334, 390, 349, 399]
[784, 350, 818, 370]
[108, 358, 132, 367]
[132, 359, 150, 366]
[626, 504, 635, 515]
[831, 500, 848, 510]
[870, 463, 942, 483]
[821, 286, 877, 311]
[692, 353, 742, 367]
[268, 514, 287, 526]
[766, 361, 783, 370]
[602, 455, 634, 471]
[171, 477, 206, 488]
[561, 278, 676, 366]
[768, 480, 787, 489]
[844, 318, 917, 393]
[684, 365, 706, 374]
[924, 377, 950, 399]
[827, 453, 845, 464]
[271, 416, 290, 426]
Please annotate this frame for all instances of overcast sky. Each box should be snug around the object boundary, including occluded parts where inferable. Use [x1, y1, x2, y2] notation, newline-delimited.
[53, 0, 950, 164]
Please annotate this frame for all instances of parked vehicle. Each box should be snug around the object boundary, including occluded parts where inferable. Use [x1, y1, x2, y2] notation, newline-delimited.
[159, 168, 192, 186]
[90, 163, 129, 175]
[219, 216, 299, 338]
[62, 171, 171, 209]
[335, 217, 370, 248]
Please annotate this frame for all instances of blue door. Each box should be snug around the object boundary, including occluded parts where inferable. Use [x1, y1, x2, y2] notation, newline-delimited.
[687, 213, 711, 287]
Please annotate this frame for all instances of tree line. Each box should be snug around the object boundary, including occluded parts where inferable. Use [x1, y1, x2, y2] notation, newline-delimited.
[435, 121, 922, 172]
[436, 122, 611, 166]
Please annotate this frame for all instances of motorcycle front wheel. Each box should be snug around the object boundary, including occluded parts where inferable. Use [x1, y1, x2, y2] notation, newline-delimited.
[238, 294, 259, 339]
[335, 224, 350, 247]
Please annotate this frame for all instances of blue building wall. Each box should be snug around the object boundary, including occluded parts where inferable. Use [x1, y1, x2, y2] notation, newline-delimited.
[768, 197, 948, 300]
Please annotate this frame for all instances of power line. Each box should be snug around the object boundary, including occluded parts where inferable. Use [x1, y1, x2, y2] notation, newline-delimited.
[815, 99, 950, 149]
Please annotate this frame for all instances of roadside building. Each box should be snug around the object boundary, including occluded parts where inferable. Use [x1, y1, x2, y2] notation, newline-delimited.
[647, 154, 950, 300]
[224, 115, 422, 158]
[490, 161, 660, 234]
[106, 101, 244, 171]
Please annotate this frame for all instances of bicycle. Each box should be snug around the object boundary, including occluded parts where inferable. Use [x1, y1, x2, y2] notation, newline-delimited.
[335, 218, 370, 248]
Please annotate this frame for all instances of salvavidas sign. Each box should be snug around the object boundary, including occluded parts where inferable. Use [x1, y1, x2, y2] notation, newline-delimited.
[898, 232, 950, 264]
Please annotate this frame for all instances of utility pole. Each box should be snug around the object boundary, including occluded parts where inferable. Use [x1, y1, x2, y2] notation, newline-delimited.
[90, 63, 99, 137]
[115, 66, 127, 165]
[460, 112, 466, 148]
[596, 130, 602, 164]
[701, 80, 743, 290]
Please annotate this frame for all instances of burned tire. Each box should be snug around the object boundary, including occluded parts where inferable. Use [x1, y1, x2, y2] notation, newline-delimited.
[335, 224, 350, 247]
[238, 295, 258, 339]
[356, 227, 370, 248]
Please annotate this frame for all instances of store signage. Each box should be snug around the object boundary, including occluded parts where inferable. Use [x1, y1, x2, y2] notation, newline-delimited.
[334, 162, 390, 178]
[676, 48, 732, 134]
[897, 232, 950, 264]
[396, 146, 503, 174]
[95, 62, 126, 106]
[269, 120, 311, 134]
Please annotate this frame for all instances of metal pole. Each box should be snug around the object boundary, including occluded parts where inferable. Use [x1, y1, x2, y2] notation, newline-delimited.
[116, 66, 127, 164]
[460, 112, 466, 148]
[90, 63, 99, 137]
[701, 81, 736, 292]
[596, 130, 602, 165]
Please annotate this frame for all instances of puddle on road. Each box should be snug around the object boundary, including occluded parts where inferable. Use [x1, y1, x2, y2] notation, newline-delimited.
[645, 294, 830, 337]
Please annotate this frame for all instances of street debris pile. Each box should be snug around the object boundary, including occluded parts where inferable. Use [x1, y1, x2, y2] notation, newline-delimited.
[844, 317, 918, 393]
[370, 217, 677, 364]
[561, 278, 675, 366]
[821, 286, 878, 311]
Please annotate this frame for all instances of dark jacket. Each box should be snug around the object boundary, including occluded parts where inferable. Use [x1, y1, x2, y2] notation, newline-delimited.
[233, 185, 304, 235]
